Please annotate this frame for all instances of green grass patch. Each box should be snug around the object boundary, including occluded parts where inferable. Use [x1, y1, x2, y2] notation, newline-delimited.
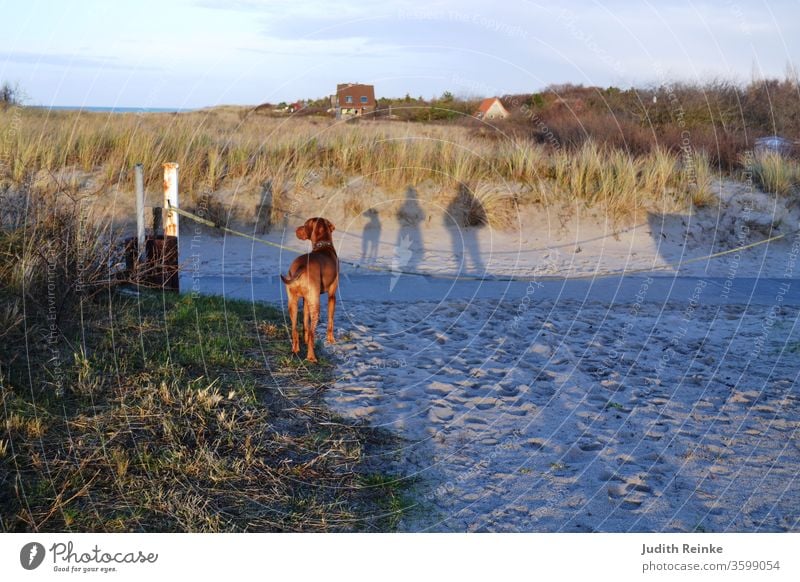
[357, 473, 416, 531]
[0, 289, 401, 532]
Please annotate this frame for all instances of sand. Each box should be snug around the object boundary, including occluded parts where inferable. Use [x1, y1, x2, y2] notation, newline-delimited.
[327, 297, 799, 532]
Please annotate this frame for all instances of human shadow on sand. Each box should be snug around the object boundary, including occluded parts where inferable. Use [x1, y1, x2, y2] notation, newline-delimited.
[445, 184, 487, 274]
[395, 187, 425, 273]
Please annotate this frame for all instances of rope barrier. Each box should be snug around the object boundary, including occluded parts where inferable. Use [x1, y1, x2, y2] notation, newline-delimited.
[167, 203, 797, 283]
[169, 205, 301, 252]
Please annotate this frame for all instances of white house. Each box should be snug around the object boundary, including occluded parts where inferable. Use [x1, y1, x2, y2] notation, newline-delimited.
[475, 97, 510, 120]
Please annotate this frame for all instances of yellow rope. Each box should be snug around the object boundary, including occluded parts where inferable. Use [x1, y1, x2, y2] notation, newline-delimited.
[167, 203, 795, 282]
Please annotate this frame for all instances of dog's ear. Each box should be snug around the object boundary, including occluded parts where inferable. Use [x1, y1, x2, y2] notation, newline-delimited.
[326, 219, 335, 233]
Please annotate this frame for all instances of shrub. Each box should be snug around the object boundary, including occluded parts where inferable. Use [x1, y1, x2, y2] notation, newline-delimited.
[0, 81, 21, 109]
[0, 187, 123, 372]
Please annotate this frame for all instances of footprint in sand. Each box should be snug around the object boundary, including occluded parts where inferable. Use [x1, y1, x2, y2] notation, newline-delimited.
[425, 381, 455, 397]
[429, 405, 455, 423]
[471, 397, 499, 411]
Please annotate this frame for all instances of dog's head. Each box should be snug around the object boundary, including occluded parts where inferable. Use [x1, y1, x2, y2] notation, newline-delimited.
[296, 217, 335, 243]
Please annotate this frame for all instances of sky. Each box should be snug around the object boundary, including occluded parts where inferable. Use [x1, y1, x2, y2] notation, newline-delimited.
[0, 0, 798, 108]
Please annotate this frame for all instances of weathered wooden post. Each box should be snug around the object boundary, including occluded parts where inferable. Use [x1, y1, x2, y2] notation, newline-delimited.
[124, 163, 147, 279]
[134, 163, 145, 260]
[162, 162, 179, 291]
[163, 162, 179, 239]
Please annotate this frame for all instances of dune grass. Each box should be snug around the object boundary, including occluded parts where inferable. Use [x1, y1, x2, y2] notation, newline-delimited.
[0, 107, 738, 226]
[549, 141, 712, 218]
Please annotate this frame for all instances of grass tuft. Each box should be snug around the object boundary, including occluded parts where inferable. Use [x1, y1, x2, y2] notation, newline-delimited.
[745, 151, 799, 195]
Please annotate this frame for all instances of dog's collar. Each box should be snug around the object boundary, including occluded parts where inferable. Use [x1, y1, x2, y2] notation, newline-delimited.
[313, 240, 334, 250]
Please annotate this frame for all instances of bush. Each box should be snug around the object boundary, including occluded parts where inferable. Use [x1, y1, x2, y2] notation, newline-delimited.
[0, 187, 123, 378]
[0, 82, 21, 110]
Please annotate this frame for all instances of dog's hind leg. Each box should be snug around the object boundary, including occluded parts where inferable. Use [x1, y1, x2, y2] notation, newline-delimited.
[288, 294, 300, 354]
[326, 286, 337, 344]
[306, 296, 320, 362]
[302, 297, 310, 347]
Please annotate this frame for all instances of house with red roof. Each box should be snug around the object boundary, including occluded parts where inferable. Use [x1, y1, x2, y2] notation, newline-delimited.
[475, 97, 510, 120]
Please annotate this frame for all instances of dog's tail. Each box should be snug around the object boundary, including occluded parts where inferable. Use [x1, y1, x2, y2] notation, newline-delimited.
[280, 266, 305, 285]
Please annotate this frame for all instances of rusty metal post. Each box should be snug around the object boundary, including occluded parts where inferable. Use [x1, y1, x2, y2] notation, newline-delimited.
[162, 163, 179, 292]
[134, 163, 145, 260]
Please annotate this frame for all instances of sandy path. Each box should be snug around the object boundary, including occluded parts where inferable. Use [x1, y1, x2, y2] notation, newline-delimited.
[326, 297, 799, 532]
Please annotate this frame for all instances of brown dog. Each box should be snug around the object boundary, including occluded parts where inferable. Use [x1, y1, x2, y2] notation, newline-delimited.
[280, 217, 339, 362]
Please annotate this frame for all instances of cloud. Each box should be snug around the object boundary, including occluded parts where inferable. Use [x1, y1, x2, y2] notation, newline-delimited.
[196, 0, 530, 45]
[2, 51, 159, 72]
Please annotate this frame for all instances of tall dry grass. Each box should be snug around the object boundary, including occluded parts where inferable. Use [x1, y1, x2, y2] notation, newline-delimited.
[0, 107, 752, 224]
[0, 183, 124, 381]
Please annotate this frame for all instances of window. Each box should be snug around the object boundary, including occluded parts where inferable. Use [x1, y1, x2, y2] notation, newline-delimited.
[360, 96, 368, 103]
[345, 96, 353, 103]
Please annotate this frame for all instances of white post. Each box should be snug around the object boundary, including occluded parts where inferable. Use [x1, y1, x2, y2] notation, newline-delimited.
[163, 162, 179, 238]
[162, 162, 180, 292]
[134, 163, 145, 260]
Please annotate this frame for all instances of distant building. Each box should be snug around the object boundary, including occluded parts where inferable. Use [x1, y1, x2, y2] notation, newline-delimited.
[331, 83, 376, 119]
[475, 97, 510, 120]
[287, 101, 304, 113]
